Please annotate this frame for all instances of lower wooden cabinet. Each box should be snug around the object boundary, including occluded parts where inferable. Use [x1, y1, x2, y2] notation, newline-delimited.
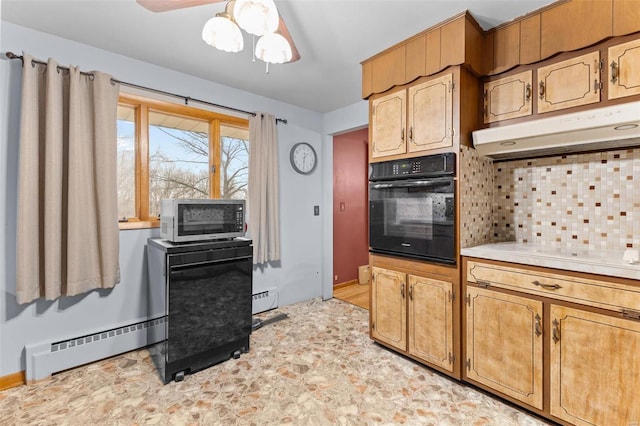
[408, 275, 454, 371]
[370, 255, 459, 378]
[550, 305, 640, 426]
[371, 267, 406, 350]
[463, 257, 640, 426]
[465, 286, 543, 410]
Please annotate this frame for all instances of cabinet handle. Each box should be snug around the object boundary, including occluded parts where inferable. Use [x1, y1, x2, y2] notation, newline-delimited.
[401, 282, 405, 299]
[532, 280, 561, 290]
[593, 79, 599, 94]
[525, 83, 531, 101]
[538, 81, 545, 100]
[401, 128, 405, 142]
[408, 126, 413, 142]
[534, 313, 542, 337]
[552, 319, 561, 343]
[408, 284, 413, 300]
[610, 61, 619, 84]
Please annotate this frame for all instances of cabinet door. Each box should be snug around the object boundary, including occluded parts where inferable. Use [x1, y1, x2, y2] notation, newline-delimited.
[371, 267, 406, 351]
[537, 51, 601, 114]
[483, 70, 533, 124]
[608, 38, 640, 100]
[407, 73, 453, 153]
[550, 305, 640, 426]
[371, 45, 406, 95]
[371, 90, 406, 159]
[408, 275, 454, 372]
[465, 287, 543, 409]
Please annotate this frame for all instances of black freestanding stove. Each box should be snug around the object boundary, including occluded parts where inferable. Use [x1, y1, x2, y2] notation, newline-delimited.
[147, 237, 253, 384]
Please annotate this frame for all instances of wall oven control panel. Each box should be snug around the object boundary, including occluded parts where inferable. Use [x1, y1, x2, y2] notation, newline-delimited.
[369, 152, 455, 181]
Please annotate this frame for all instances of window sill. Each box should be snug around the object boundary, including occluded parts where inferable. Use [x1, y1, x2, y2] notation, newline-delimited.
[119, 220, 160, 230]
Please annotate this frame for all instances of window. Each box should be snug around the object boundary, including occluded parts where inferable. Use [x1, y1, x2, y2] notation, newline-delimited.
[117, 93, 249, 228]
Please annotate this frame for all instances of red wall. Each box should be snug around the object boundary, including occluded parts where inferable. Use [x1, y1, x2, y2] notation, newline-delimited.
[333, 128, 369, 285]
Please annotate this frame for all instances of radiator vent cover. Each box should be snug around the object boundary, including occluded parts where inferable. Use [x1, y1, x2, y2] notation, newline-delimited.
[25, 317, 166, 383]
[252, 287, 278, 314]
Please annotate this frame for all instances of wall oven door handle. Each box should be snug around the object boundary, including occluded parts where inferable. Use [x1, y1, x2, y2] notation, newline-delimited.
[370, 178, 452, 189]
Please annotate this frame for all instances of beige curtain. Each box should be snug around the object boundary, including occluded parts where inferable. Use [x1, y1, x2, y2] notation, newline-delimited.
[248, 113, 280, 264]
[16, 53, 121, 304]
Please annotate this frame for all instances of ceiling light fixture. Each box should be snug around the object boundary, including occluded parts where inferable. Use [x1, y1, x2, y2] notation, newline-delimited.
[201, 2, 243, 53]
[202, 0, 292, 71]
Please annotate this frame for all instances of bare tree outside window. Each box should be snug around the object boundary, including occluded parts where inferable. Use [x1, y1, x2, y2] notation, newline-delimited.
[116, 106, 249, 220]
[116, 105, 136, 220]
[220, 124, 249, 200]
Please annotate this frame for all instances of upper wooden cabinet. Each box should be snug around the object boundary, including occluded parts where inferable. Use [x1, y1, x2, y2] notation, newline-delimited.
[608, 38, 640, 100]
[540, 0, 612, 59]
[482, 0, 640, 76]
[537, 51, 601, 114]
[370, 72, 454, 161]
[483, 70, 533, 124]
[370, 89, 406, 159]
[370, 45, 407, 96]
[407, 73, 453, 152]
[613, 0, 640, 36]
[361, 11, 483, 99]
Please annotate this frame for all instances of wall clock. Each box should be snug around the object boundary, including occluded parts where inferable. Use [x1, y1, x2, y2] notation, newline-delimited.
[289, 142, 317, 175]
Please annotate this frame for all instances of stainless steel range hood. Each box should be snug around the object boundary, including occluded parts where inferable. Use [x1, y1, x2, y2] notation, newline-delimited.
[472, 101, 640, 160]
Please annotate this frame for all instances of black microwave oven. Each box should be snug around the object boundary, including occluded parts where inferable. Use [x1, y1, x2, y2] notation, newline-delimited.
[160, 199, 245, 243]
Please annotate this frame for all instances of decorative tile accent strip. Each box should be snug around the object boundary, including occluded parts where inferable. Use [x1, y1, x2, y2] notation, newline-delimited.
[493, 148, 639, 251]
[460, 145, 494, 248]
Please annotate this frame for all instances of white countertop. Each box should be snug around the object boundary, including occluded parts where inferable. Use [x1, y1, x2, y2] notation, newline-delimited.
[461, 242, 640, 281]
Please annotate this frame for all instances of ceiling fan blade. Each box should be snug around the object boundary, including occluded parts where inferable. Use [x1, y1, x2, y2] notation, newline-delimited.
[277, 15, 300, 63]
[136, 0, 224, 13]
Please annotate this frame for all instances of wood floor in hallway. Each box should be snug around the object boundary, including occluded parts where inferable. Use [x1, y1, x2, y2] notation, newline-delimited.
[333, 282, 369, 310]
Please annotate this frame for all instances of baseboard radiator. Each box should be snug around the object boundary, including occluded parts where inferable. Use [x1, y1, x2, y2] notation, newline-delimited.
[252, 287, 278, 314]
[24, 316, 166, 383]
[24, 288, 278, 382]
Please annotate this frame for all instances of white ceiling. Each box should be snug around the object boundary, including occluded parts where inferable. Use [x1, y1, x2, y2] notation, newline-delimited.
[2, 0, 555, 113]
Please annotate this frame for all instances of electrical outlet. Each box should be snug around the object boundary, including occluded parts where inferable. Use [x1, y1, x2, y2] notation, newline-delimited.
[314, 205, 320, 216]
[334, 275, 338, 281]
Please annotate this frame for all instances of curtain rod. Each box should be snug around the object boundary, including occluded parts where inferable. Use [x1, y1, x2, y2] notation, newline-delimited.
[5, 51, 288, 125]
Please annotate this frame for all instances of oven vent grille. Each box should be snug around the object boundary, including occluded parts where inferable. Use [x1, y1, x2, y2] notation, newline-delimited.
[252, 287, 278, 314]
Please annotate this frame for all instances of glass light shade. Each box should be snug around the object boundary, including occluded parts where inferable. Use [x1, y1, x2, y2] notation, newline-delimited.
[255, 32, 292, 64]
[233, 0, 279, 36]
[202, 14, 244, 53]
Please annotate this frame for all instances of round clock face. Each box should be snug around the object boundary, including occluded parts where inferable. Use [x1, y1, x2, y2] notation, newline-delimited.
[290, 142, 317, 175]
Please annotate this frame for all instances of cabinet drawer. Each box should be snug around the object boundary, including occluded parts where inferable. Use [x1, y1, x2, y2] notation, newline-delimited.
[466, 260, 640, 314]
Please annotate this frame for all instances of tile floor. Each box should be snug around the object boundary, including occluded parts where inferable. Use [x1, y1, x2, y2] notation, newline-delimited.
[0, 298, 553, 425]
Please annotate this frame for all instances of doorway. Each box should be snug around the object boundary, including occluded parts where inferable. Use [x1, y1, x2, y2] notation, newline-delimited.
[332, 128, 369, 309]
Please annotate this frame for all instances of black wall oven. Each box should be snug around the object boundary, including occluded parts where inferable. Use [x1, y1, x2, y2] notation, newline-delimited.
[369, 153, 456, 264]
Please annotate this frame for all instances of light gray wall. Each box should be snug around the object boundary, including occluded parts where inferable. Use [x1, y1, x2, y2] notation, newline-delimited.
[321, 103, 369, 300]
[0, 21, 368, 377]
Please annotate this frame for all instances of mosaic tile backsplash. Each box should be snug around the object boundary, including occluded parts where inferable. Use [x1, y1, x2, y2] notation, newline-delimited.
[459, 145, 494, 248]
[492, 148, 639, 251]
